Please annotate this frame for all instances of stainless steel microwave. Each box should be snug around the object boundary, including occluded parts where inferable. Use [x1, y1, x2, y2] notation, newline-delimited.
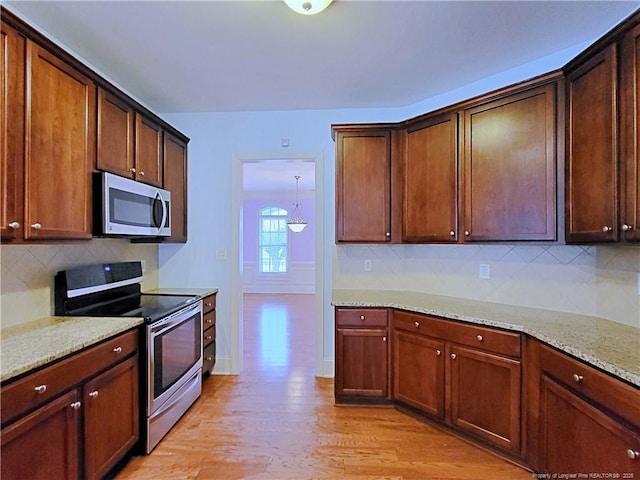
[95, 172, 171, 237]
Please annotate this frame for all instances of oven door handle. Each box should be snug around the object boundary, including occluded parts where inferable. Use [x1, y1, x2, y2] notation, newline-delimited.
[150, 302, 202, 336]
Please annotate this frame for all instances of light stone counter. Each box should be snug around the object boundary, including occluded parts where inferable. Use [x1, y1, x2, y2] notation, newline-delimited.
[144, 288, 218, 298]
[0, 316, 143, 383]
[332, 289, 640, 387]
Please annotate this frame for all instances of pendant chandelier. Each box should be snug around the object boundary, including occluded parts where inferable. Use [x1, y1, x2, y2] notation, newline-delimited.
[287, 175, 307, 233]
[283, 0, 333, 15]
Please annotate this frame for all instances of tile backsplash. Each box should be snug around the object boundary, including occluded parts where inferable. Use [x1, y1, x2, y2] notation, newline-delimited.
[1, 239, 159, 329]
[333, 244, 640, 328]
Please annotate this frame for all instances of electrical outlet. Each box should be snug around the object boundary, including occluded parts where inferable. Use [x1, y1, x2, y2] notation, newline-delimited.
[479, 264, 491, 279]
[141, 260, 146, 273]
[215, 248, 228, 260]
[364, 259, 372, 272]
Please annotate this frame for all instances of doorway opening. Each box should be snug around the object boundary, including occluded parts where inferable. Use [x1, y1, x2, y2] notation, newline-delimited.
[230, 153, 324, 377]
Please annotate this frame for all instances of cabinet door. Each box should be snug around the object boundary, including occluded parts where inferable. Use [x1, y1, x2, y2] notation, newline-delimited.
[335, 328, 388, 398]
[448, 345, 521, 454]
[0, 21, 25, 242]
[25, 41, 95, 240]
[335, 129, 391, 242]
[621, 24, 640, 242]
[135, 113, 163, 187]
[1, 390, 81, 480]
[539, 375, 640, 476]
[566, 44, 618, 243]
[393, 330, 445, 418]
[463, 83, 556, 241]
[97, 88, 135, 178]
[83, 355, 139, 480]
[163, 131, 188, 242]
[403, 113, 458, 242]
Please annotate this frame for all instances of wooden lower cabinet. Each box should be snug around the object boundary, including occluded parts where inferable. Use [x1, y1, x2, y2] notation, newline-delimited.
[393, 330, 445, 418]
[448, 345, 521, 454]
[202, 293, 217, 375]
[335, 308, 390, 401]
[0, 330, 139, 480]
[539, 375, 640, 476]
[83, 355, 139, 480]
[1, 390, 81, 480]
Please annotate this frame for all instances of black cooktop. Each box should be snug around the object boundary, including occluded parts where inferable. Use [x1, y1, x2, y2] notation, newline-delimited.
[54, 262, 199, 323]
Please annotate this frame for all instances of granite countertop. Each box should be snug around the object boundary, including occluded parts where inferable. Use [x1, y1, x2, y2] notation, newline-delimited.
[0, 316, 144, 383]
[332, 289, 640, 387]
[144, 287, 219, 297]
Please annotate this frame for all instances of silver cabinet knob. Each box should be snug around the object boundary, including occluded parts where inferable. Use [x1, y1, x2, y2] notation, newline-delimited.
[360, 315, 365, 321]
[414, 321, 420, 328]
[602, 226, 613, 232]
[130, 167, 136, 173]
[205, 356, 213, 362]
[451, 353, 457, 360]
[382, 336, 387, 342]
[385, 232, 391, 237]
[70, 401, 82, 410]
[31, 223, 41, 230]
[464, 231, 470, 236]
[206, 335, 213, 340]
[206, 319, 213, 324]
[113, 346, 123, 354]
[34, 384, 47, 394]
[436, 350, 441, 356]
[449, 231, 455, 237]
[627, 449, 639, 460]
[205, 302, 213, 307]
[573, 373, 583, 383]
[89, 391, 99, 398]
[476, 335, 483, 342]
[139, 171, 145, 176]
[622, 224, 633, 232]
[8, 222, 20, 229]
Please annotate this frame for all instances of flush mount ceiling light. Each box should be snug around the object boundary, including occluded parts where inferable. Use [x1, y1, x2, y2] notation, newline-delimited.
[283, 0, 333, 15]
[287, 175, 307, 233]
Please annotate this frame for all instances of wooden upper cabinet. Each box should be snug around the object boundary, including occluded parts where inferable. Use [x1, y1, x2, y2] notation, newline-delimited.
[163, 132, 188, 243]
[620, 23, 640, 243]
[334, 127, 392, 243]
[97, 88, 135, 178]
[565, 44, 618, 243]
[24, 41, 95, 240]
[0, 21, 25, 242]
[462, 83, 557, 241]
[135, 113, 163, 187]
[403, 113, 458, 242]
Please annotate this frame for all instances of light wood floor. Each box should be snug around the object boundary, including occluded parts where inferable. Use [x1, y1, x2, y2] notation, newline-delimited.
[116, 294, 532, 479]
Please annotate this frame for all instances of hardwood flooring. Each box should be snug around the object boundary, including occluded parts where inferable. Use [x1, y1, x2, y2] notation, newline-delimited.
[116, 294, 532, 480]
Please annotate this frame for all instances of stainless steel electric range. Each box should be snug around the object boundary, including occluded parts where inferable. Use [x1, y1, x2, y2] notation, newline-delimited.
[55, 261, 203, 453]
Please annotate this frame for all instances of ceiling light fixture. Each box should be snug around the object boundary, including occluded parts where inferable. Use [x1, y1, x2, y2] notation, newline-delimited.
[283, 0, 333, 15]
[287, 176, 307, 233]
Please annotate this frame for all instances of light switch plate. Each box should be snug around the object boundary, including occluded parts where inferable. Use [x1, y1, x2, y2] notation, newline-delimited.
[215, 248, 228, 260]
[364, 259, 372, 272]
[479, 264, 491, 279]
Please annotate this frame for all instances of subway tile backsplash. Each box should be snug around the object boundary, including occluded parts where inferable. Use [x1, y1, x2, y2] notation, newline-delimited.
[1, 239, 159, 329]
[333, 244, 640, 328]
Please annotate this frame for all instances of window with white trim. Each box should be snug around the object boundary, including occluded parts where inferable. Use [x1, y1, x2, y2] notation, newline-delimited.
[258, 207, 288, 273]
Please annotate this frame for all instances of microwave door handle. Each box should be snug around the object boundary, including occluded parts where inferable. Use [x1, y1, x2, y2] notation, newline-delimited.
[152, 192, 165, 232]
[157, 190, 168, 232]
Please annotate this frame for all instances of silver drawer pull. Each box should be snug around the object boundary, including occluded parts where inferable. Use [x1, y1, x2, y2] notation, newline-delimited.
[627, 449, 639, 460]
[89, 391, 99, 398]
[205, 356, 213, 362]
[113, 346, 123, 354]
[476, 335, 483, 342]
[70, 401, 81, 410]
[360, 315, 365, 320]
[572, 373, 583, 383]
[206, 302, 213, 307]
[414, 321, 420, 328]
[451, 353, 457, 360]
[206, 335, 213, 340]
[34, 384, 47, 394]
[207, 319, 213, 324]
[436, 350, 441, 356]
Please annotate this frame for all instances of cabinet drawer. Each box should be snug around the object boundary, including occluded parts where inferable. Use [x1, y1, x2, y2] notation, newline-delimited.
[539, 344, 640, 427]
[336, 308, 388, 328]
[203, 341, 216, 373]
[394, 310, 520, 358]
[203, 325, 216, 348]
[202, 294, 216, 313]
[203, 309, 216, 329]
[1, 329, 138, 425]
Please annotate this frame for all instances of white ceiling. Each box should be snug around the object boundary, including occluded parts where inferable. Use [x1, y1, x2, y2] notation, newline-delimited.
[5, 1, 639, 114]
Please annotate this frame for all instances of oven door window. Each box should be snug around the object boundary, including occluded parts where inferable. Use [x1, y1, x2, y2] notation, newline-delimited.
[153, 314, 201, 398]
